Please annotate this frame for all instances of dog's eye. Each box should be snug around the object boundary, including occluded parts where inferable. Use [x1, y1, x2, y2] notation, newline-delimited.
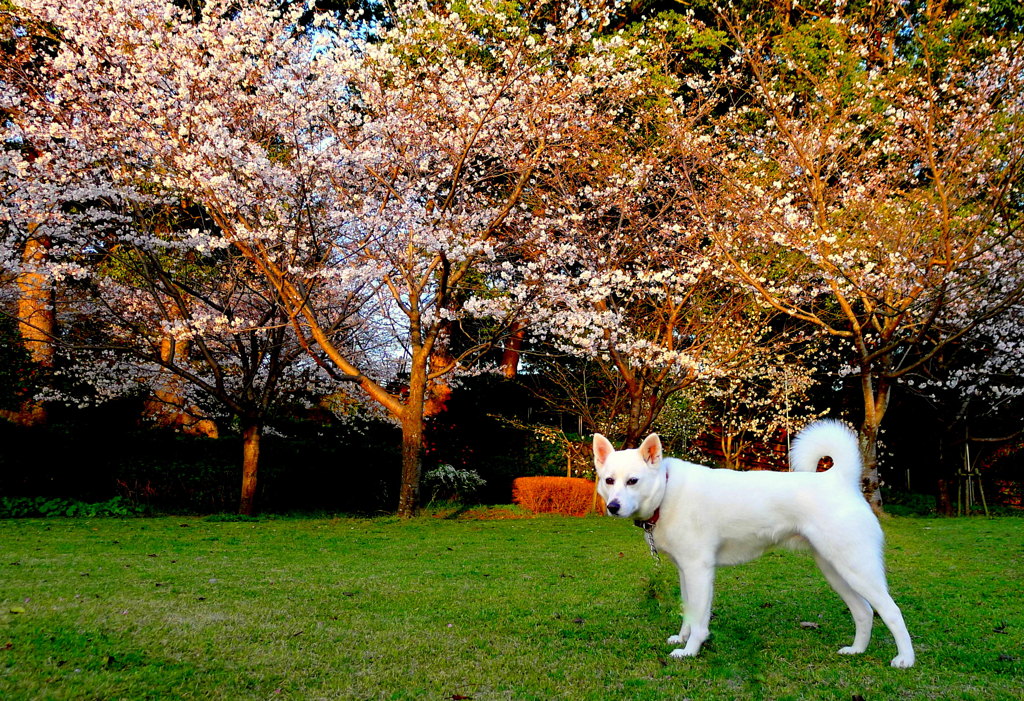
[605, 477, 614, 485]
[626, 477, 639, 486]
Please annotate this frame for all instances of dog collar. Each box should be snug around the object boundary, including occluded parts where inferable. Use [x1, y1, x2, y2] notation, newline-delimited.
[633, 508, 660, 529]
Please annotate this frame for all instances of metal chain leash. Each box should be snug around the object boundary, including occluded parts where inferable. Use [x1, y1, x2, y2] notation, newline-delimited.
[641, 521, 660, 563]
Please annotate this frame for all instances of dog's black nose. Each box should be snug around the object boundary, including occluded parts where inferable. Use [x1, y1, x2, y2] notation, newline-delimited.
[607, 501, 620, 515]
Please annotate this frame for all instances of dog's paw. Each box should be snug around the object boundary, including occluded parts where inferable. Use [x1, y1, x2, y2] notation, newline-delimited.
[837, 646, 866, 656]
[890, 654, 914, 669]
[667, 625, 690, 645]
[669, 648, 698, 659]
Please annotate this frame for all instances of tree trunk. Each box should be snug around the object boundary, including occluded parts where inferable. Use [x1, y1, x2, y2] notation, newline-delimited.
[145, 336, 186, 426]
[936, 478, 954, 516]
[934, 431, 956, 516]
[12, 229, 54, 426]
[858, 419, 885, 515]
[859, 369, 890, 515]
[397, 349, 429, 519]
[398, 415, 424, 519]
[722, 431, 741, 470]
[500, 321, 526, 378]
[239, 418, 262, 516]
[425, 342, 454, 418]
[621, 385, 648, 449]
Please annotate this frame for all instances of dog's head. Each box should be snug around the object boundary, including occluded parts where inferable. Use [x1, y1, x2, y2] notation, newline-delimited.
[593, 432, 667, 520]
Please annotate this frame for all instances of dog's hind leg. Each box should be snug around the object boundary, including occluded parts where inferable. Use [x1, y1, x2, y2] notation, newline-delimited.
[847, 576, 914, 668]
[812, 549, 873, 655]
[807, 535, 915, 668]
[669, 562, 715, 658]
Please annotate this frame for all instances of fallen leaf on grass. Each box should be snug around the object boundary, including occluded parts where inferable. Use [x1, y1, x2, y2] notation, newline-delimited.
[799, 621, 820, 629]
[8, 606, 25, 614]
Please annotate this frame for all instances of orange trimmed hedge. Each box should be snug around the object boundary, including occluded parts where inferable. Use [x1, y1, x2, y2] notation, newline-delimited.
[512, 476, 602, 516]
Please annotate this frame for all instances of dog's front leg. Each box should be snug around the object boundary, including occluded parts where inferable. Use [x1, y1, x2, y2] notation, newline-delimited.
[670, 562, 714, 658]
[667, 567, 690, 646]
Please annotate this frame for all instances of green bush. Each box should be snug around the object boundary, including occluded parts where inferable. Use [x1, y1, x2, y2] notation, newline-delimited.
[115, 453, 238, 513]
[0, 496, 145, 518]
[422, 464, 487, 503]
[882, 490, 937, 516]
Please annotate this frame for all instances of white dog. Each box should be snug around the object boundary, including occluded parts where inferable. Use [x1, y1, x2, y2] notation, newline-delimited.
[593, 420, 915, 668]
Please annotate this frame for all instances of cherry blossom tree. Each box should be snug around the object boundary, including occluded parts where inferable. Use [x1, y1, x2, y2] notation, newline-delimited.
[520, 202, 777, 450]
[680, 5, 1024, 508]
[482, 13, 787, 450]
[1, 0, 660, 516]
[70, 212, 365, 514]
[0, 127, 363, 514]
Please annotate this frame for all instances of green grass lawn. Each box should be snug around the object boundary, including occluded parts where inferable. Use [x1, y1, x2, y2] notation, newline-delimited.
[1, 514, 1022, 700]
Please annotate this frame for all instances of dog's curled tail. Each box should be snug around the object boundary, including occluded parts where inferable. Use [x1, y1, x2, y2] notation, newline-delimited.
[790, 420, 863, 489]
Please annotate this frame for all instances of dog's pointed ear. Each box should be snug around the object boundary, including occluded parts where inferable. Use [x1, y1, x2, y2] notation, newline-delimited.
[593, 433, 614, 469]
[638, 433, 663, 467]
